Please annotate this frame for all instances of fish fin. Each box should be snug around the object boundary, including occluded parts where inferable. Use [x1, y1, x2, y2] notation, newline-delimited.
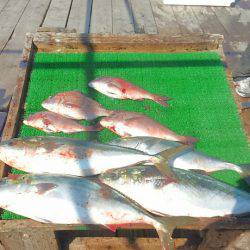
[180, 136, 198, 145]
[84, 123, 104, 132]
[239, 164, 250, 185]
[154, 216, 199, 250]
[152, 145, 192, 179]
[152, 95, 172, 107]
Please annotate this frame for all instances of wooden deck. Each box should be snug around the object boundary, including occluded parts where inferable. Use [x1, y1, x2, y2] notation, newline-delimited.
[0, 0, 249, 115]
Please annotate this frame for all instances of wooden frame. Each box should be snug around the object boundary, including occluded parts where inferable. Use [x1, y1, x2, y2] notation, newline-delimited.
[0, 28, 249, 249]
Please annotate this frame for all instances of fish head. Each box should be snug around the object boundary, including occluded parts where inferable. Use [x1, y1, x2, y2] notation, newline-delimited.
[23, 112, 49, 128]
[41, 95, 58, 111]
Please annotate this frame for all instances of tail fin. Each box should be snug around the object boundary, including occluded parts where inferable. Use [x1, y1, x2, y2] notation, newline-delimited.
[83, 123, 104, 132]
[152, 95, 172, 107]
[179, 136, 198, 145]
[154, 216, 199, 250]
[152, 144, 192, 180]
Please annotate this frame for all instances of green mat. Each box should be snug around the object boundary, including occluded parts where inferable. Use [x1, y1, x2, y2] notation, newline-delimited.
[2, 51, 250, 220]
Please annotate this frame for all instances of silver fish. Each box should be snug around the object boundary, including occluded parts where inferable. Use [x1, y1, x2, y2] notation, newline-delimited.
[108, 137, 249, 176]
[0, 174, 174, 250]
[100, 165, 250, 218]
[0, 136, 173, 177]
[42, 91, 112, 120]
[23, 111, 103, 133]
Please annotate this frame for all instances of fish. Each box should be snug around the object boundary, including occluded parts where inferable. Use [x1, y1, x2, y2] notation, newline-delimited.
[88, 77, 171, 107]
[23, 111, 103, 133]
[0, 173, 177, 250]
[42, 91, 112, 120]
[0, 136, 177, 177]
[108, 137, 250, 177]
[100, 111, 197, 145]
[99, 165, 250, 218]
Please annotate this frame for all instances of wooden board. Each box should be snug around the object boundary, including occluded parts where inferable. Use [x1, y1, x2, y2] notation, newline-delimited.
[0, 0, 51, 111]
[67, 0, 93, 33]
[0, 30, 249, 249]
[130, 0, 158, 34]
[0, 0, 30, 52]
[42, 0, 72, 28]
[89, 0, 112, 34]
[112, 0, 135, 34]
[150, 0, 181, 35]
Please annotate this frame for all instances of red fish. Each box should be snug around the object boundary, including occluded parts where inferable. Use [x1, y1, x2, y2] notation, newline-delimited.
[100, 111, 197, 145]
[23, 111, 103, 133]
[88, 77, 171, 107]
[42, 91, 112, 120]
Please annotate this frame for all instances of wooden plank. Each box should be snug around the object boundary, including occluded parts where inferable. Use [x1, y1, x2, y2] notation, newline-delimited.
[89, 0, 112, 34]
[0, 0, 52, 111]
[191, 6, 227, 36]
[130, 0, 158, 34]
[150, 0, 181, 35]
[67, 237, 192, 249]
[67, 0, 93, 33]
[0, 0, 9, 13]
[0, 0, 30, 52]
[42, 0, 72, 28]
[171, 5, 203, 35]
[0, 230, 58, 250]
[0, 34, 34, 178]
[34, 32, 223, 53]
[0, 217, 250, 231]
[211, 6, 250, 40]
[112, 0, 134, 34]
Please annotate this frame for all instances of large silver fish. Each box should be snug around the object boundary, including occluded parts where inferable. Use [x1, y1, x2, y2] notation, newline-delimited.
[0, 136, 175, 177]
[42, 91, 112, 120]
[0, 174, 176, 250]
[108, 137, 250, 176]
[100, 165, 250, 218]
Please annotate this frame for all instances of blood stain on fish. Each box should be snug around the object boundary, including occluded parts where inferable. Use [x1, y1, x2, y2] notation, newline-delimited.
[35, 183, 58, 195]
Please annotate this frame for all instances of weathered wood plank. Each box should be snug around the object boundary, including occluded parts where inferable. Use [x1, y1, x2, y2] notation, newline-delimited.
[34, 32, 223, 53]
[0, 0, 9, 13]
[150, 0, 181, 35]
[0, 0, 51, 111]
[67, 0, 93, 33]
[42, 0, 72, 28]
[89, 0, 112, 34]
[0, 230, 58, 250]
[171, 5, 203, 34]
[191, 6, 227, 35]
[0, 34, 34, 178]
[0, 0, 29, 52]
[211, 6, 250, 40]
[130, 0, 158, 34]
[0, 216, 250, 232]
[112, 0, 134, 34]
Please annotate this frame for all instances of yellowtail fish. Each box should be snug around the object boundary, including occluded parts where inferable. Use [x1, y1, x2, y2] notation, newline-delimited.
[100, 111, 197, 145]
[0, 136, 175, 177]
[42, 91, 112, 120]
[89, 77, 171, 107]
[100, 165, 250, 217]
[0, 174, 176, 250]
[108, 137, 250, 177]
[24, 111, 103, 133]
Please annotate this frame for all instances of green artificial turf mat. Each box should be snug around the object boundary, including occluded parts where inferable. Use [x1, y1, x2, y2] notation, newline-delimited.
[2, 51, 250, 220]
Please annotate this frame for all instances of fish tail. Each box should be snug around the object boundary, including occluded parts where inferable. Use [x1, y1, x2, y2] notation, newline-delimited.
[154, 219, 174, 250]
[82, 123, 104, 132]
[152, 145, 192, 179]
[152, 95, 171, 107]
[154, 216, 199, 250]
